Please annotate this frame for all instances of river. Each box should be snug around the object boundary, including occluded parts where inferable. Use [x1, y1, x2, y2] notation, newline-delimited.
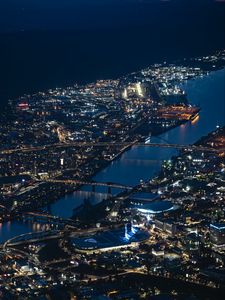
[0, 69, 224, 243]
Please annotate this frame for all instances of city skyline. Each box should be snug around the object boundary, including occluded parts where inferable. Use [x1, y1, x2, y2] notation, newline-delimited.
[0, 1, 225, 299]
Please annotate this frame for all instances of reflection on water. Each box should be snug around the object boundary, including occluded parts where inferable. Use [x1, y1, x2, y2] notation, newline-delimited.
[0, 221, 34, 242]
[0, 69, 224, 243]
[93, 144, 178, 186]
[0, 221, 55, 242]
[50, 190, 110, 219]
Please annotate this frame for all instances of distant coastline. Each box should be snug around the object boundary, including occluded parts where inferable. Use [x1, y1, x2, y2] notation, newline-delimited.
[0, 32, 224, 111]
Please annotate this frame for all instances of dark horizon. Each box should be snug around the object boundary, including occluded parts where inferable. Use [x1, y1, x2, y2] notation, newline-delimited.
[0, 0, 224, 106]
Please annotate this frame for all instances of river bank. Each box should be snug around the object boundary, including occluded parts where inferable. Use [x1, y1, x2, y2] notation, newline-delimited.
[0, 68, 224, 244]
[49, 69, 225, 217]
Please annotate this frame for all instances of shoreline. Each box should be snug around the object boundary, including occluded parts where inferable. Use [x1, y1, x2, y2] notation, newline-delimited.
[0, 102, 201, 222]
[0, 115, 195, 224]
[37, 116, 197, 217]
[1, 66, 223, 226]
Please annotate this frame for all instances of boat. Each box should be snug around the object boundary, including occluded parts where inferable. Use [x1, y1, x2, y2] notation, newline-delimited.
[145, 134, 151, 144]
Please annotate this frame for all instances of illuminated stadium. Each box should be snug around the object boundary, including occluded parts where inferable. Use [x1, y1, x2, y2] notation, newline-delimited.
[130, 200, 178, 216]
[71, 223, 149, 253]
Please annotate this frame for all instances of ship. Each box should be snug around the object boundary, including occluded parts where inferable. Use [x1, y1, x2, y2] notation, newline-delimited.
[189, 107, 201, 121]
[145, 134, 151, 144]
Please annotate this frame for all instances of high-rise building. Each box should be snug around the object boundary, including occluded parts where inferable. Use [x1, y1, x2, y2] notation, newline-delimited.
[155, 218, 177, 235]
[210, 223, 225, 246]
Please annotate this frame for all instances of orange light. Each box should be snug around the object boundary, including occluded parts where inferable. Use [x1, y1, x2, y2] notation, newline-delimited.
[191, 115, 200, 124]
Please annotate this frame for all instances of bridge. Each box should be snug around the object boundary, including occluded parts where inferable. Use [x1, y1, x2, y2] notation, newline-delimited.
[0, 141, 223, 155]
[43, 179, 133, 193]
[3, 229, 61, 249]
[20, 212, 78, 228]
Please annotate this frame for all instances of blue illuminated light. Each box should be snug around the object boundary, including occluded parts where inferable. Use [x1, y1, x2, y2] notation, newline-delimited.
[137, 206, 174, 214]
[210, 224, 225, 230]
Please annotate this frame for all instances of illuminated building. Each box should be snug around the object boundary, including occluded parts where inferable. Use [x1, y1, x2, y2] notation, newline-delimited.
[131, 200, 178, 217]
[71, 225, 149, 253]
[210, 223, 225, 246]
[155, 219, 177, 235]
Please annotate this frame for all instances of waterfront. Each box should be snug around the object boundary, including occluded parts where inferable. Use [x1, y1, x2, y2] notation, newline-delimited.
[0, 68, 224, 243]
[50, 69, 225, 215]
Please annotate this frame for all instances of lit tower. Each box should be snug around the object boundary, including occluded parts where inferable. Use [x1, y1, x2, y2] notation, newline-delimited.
[122, 88, 128, 100]
[136, 82, 144, 98]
